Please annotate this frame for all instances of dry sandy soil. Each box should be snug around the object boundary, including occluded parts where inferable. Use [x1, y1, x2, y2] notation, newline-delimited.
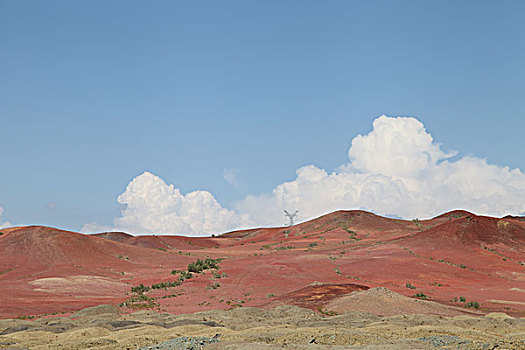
[0, 294, 523, 350]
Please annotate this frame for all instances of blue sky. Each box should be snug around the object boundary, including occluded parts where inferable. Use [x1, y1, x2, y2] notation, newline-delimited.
[1, 1, 524, 233]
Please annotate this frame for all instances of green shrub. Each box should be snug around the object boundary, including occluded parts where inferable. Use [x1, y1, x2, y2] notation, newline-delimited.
[151, 280, 181, 289]
[465, 301, 480, 309]
[178, 271, 193, 280]
[405, 283, 416, 290]
[460, 296, 466, 302]
[413, 292, 428, 300]
[187, 258, 221, 273]
[275, 246, 295, 250]
[131, 283, 150, 294]
[207, 282, 220, 290]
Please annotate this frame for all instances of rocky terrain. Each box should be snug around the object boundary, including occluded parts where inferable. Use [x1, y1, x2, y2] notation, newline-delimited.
[0, 297, 523, 349]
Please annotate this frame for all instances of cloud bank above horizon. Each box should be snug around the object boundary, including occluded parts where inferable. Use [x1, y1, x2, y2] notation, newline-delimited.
[82, 115, 525, 236]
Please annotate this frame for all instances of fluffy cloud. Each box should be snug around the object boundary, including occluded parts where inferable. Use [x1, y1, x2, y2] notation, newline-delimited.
[82, 172, 252, 235]
[83, 115, 525, 236]
[0, 207, 12, 229]
[237, 116, 525, 225]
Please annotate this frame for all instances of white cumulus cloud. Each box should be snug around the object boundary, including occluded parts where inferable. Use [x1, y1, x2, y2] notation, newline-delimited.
[0, 206, 12, 229]
[82, 172, 252, 236]
[236, 115, 525, 225]
[83, 115, 525, 236]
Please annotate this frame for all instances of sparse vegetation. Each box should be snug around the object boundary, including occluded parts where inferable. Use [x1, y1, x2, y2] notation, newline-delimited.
[405, 283, 416, 290]
[0, 268, 14, 276]
[482, 245, 512, 261]
[187, 258, 221, 273]
[261, 242, 278, 250]
[177, 270, 193, 280]
[126, 257, 223, 310]
[317, 307, 337, 316]
[151, 280, 181, 289]
[121, 294, 158, 309]
[413, 292, 428, 300]
[275, 246, 295, 250]
[16, 315, 35, 320]
[465, 301, 480, 309]
[437, 258, 467, 269]
[131, 283, 150, 294]
[206, 282, 221, 290]
[346, 275, 361, 280]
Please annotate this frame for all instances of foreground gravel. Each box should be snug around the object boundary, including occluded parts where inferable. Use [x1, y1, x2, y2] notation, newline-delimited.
[0, 304, 523, 350]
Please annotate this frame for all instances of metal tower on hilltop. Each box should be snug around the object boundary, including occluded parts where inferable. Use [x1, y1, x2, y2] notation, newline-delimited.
[284, 210, 299, 227]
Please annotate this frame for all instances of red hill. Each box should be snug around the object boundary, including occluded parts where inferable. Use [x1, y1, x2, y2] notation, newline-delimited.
[1, 210, 524, 319]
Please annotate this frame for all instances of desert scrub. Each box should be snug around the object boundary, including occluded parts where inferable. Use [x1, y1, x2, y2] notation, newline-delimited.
[131, 283, 150, 294]
[175, 270, 193, 281]
[122, 294, 158, 309]
[0, 268, 14, 276]
[206, 282, 220, 290]
[317, 307, 337, 316]
[405, 283, 416, 289]
[465, 301, 480, 309]
[187, 258, 221, 273]
[16, 315, 35, 320]
[413, 292, 428, 300]
[151, 280, 181, 289]
[275, 246, 295, 250]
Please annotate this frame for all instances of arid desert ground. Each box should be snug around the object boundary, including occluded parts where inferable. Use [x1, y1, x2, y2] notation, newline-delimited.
[1, 210, 524, 349]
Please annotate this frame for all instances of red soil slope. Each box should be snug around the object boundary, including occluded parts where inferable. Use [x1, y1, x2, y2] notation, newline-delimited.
[0, 210, 524, 319]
